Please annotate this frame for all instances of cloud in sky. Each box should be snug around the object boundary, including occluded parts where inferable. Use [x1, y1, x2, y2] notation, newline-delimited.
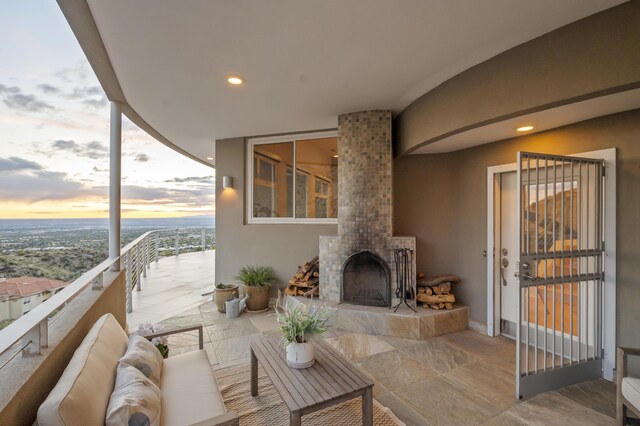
[0, 156, 100, 203]
[41, 139, 109, 159]
[165, 176, 214, 184]
[0, 83, 54, 112]
[134, 153, 150, 162]
[0, 156, 43, 172]
[37, 83, 60, 95]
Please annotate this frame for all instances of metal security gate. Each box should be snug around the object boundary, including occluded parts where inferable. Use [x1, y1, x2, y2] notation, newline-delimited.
[516, 152, 604, 399]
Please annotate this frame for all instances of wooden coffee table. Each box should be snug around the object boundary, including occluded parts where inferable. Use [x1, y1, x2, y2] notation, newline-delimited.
[250, 335, 374, 426]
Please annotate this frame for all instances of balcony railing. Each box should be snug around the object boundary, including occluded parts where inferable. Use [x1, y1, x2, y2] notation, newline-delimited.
[0, 228, 212, 361]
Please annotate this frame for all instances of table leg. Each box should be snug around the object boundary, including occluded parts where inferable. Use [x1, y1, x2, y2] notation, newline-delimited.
[362, 386, 373, 426]
[290, 410, 302, 426]
[251, 348, 258, 396]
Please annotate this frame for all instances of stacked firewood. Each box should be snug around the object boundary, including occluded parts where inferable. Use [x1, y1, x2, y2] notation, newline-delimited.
[285, 256, 319, 298]
[415, 273, 460, 310]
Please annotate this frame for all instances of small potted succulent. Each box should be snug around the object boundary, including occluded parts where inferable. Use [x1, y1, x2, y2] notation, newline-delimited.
[235, 265, 276, 312]
[276, 304, 332, 369]
[214, 283, 239, 313]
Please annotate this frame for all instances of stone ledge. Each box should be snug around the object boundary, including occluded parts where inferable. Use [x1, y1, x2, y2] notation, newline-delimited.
[287, 296, 469, 340]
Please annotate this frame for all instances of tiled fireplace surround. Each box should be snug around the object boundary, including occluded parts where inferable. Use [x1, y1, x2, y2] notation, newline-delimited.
[315, 110, 469, 340]
[319, 110, 416, 302]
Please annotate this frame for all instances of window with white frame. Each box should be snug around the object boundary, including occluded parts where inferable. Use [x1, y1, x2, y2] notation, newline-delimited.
[247, 132, 338, 223]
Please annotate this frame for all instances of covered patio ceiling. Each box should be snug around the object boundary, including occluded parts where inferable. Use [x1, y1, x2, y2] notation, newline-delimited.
[59, 0, 626, 165]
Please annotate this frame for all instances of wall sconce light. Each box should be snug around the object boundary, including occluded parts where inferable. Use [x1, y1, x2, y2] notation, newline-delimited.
[222, 176, 234, 189]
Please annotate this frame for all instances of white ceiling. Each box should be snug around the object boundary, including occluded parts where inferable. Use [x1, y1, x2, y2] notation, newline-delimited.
[85, 0, 625, 165]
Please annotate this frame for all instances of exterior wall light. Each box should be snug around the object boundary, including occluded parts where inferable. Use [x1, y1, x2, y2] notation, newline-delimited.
[516, 125, 534, 132]
[222, 176, 234, 189]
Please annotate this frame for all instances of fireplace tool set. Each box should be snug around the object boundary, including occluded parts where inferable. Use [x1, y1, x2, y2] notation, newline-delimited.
[392, 248, 416, 312]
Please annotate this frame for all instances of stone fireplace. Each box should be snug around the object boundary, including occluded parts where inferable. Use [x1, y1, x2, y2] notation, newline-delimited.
[341, 250, 391, 307]
[319, 110, 415, 304]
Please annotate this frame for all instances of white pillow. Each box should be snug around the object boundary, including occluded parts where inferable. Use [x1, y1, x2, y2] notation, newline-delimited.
[119, 334, 163, 386]
[105, 363, 161, 426]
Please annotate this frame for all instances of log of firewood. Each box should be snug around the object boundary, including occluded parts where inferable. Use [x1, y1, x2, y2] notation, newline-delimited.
[439, 282, 451, 294]
[438, 302, 445, 309]
[444, 302, 454, 310]
[297, 289, 305, 296]
[417, 272, 426, 279]
[429, 303, 441, 310]
[284, 285, 298, 296]
[432, 285, 442, 295]
[304, 286, 319, 298]
[417, 274, 461, 287]
[416, 293, 455, 304]
[313, 271, 319, 277]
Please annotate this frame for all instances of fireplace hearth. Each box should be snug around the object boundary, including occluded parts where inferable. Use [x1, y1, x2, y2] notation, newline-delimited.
[341, 250, 390, 307]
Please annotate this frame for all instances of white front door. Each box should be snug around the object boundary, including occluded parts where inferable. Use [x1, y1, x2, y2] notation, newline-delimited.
[499, 171, 519, 337]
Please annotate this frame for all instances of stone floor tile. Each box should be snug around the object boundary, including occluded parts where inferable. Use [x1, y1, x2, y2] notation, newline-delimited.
[357, 349, 437, 392]
[376, 391, 430, 426]
[398, 338, 476, 374]
[555, 379, 616, 419]
[211, 333, 262, 364]
[206, 318, 259, 341]
[505, 391, 615, 425]
[324, 333, 395, 361]
[396, 376, 501, 425]
[443, 359, 517, 411]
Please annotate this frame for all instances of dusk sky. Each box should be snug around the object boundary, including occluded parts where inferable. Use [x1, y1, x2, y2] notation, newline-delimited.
[0, 1, 214, 219]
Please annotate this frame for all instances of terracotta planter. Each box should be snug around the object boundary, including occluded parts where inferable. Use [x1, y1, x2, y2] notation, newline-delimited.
[286, 342, 315, 369]
[214, 285, 239, 313]
[243, 285, 271, 311]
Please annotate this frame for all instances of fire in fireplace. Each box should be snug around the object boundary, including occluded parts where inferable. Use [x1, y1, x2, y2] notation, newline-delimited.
[341, 250, 391, 307]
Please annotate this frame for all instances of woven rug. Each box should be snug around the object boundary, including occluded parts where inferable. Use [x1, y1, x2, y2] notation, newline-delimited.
[216, 363, 403, 425]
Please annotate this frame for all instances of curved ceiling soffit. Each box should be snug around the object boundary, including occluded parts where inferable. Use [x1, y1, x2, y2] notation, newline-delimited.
[56, 0, 214, 169]
[397, 82, 640, 158]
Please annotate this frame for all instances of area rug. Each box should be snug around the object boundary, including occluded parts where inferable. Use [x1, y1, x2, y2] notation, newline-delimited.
[216, 363, 404, 425]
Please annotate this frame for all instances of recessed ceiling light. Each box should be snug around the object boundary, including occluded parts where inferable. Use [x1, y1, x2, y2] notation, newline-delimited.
[206, 157, 214, 160]
[333, 154, 338, 158]
[226, 75, 245, 85]
[516, 125, 534, 132]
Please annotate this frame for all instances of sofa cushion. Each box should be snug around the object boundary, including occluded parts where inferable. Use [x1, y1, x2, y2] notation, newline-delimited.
[105, 363, 162, 426]
[119, 334, 163, 386]
[37, 313, 128, 426]
[160, 350, 225, 426]
[622, 377, 640, 411]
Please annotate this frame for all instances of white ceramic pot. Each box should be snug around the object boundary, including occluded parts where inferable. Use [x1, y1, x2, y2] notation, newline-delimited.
[286, 342, 315, 369]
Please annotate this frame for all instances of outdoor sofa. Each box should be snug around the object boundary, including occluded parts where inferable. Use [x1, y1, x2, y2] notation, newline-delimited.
[36, 313, 238, 426]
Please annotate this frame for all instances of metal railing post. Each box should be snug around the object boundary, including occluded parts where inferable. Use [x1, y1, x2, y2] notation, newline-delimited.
[136, 244, 142, 291]
[125, 253, 132, 313]
[155, 232, 159, 261]
[175, 229, 179, 256]
[142, 238, 148, 278]
[201, 229, 206, 251]
[22, 319, 48, 357]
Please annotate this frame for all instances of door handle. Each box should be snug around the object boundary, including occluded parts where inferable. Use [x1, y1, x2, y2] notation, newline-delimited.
[500, 257, 509, 286]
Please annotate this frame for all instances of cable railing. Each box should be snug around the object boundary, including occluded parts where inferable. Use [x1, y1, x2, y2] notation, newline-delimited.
[0, 228, 212, 361]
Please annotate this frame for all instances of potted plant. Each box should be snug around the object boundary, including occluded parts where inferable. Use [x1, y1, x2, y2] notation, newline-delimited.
[235, 265, 276, 312]
[276, 304, 332, 369]
[136, 323, 170, 359]
[214, 283, 239, 313]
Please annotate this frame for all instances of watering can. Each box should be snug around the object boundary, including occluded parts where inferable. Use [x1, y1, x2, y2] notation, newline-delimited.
[225, 295, 249, 319]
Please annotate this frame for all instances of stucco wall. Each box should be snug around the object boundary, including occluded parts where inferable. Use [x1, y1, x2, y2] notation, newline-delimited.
[395, 1, 640, 156]
[394, 109, 640, 355]
[215, 138, 337, 289]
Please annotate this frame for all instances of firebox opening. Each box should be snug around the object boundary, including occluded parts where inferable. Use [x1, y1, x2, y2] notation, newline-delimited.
[341, 250, 391, 307]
